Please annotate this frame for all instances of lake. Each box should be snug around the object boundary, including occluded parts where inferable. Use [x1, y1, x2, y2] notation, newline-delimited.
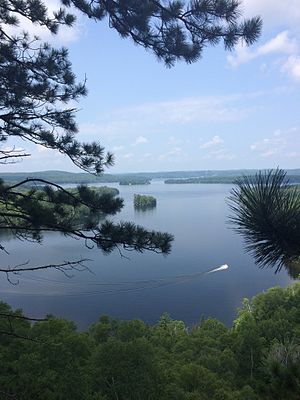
[0, 181, 292, 329]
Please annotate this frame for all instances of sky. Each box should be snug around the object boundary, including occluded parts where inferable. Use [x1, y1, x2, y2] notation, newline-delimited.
[3, 0, 300, 173]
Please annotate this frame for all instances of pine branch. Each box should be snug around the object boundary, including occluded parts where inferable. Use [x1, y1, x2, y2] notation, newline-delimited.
[228, 169, 300, 270]
[69, 0, 262, 66]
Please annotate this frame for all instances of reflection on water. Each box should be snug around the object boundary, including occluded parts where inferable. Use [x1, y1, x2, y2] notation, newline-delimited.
[134, 207, 156, 216]
[0, 229, 15, 241]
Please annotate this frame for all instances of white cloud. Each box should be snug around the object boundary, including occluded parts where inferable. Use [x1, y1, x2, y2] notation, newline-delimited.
[260, 149, 278, 158]
[282, 55, 300, 81]
[138, 153, 153, 163]
[129, 96, 248, 124]
[159, 147, 186, 160]
[36, 145, 52, 154]
[250, 127, 300, 158]
[112, 93, 255, 128]
[200, 135, 224, 149]
[112, 145, 124, 152]
[142, 153, 152, 158]
[5, 0, 83, 44]
[228, 30, 300, 83]
[122, 153, 134, 159]
[228, 1, 300, 83]
[78, 92, 260, 142]
[259, 32, 298, 54]
[250, 136, 286, 155]
[227, 31, 298, 68]
[79, 120, 137, 138]
[286, 151, 300, 158]
[131, 136, 149, 146]
[168, 136, 182, 145]
[242, 0, 300, 31]
[212, 149, 235, 160]
[202, 148, 235, 161]
[167, 136, 191, 146]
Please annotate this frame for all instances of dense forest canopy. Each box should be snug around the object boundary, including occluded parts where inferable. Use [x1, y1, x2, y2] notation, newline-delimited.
[0, 284, 299, 399]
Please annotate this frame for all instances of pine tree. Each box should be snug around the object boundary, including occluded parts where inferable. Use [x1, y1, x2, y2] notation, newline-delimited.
[0, 0, 262, 276]
[228, 169, 300, 273]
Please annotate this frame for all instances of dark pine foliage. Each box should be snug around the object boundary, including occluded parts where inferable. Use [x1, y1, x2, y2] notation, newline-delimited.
[67, 0, 262, 66]
[228, 169, 300, 272]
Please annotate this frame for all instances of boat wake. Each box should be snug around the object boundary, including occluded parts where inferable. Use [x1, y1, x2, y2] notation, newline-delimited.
[2, 264, 230, 297]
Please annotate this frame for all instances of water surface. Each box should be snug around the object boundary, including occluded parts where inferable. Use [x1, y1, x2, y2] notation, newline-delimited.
[0, 182, 291, 329]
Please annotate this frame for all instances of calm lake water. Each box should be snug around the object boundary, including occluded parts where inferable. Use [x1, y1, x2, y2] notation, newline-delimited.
[0, 181, 292, 329]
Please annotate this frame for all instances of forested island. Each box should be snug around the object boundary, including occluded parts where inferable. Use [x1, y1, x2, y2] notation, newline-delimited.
[119, 178, 151, 185]
[134, 194, 157, 210]
[165, 175, 300, 184]
[0, 284, 299, 399]
[165, 177, 240, 184]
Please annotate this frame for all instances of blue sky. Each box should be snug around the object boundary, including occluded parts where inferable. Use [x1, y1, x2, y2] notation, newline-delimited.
[4, 0, 300, 173]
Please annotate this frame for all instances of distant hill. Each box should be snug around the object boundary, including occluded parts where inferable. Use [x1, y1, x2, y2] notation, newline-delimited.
[165, 175, 300, 184]
[0, 170, 117, 184]
[1, 169, 300, 185]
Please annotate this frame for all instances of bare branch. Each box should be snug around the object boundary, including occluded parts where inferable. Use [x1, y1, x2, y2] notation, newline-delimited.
[0, 258, 91, 284]
[0, 146, 30, 164]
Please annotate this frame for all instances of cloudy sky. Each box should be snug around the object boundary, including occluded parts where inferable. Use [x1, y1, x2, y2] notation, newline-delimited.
[4, 0, 300, 173]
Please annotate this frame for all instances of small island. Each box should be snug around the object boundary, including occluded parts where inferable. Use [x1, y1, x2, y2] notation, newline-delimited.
[134, 194, 157, 210]
[119, 178, 151, 185]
